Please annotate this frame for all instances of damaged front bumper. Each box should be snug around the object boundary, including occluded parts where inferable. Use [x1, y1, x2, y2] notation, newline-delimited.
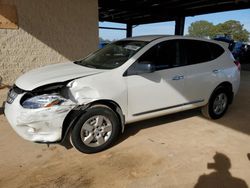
[4, 93, 74, 142]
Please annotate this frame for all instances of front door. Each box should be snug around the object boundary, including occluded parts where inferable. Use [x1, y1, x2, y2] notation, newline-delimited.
[125, 40, 187, 119]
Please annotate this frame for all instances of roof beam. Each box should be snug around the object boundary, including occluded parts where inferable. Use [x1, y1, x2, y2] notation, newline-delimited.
[99, 0, 250, 25]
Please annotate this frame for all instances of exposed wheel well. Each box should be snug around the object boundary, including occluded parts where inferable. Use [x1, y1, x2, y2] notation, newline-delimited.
[60, 100, 125, 146]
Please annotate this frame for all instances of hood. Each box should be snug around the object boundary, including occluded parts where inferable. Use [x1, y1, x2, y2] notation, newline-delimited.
[15, 62, 105, 91]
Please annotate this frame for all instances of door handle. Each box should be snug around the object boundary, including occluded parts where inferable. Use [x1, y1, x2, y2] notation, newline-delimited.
[213, 69, 220, 74]
[172, 75, 184, 80]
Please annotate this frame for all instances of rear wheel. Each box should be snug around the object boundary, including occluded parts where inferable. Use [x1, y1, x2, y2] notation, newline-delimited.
[202, 87, 230, 119]
[70, 105, 120, 154]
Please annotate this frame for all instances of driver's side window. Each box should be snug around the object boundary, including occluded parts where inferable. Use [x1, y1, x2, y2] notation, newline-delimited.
[138, 40, 177, 70]
[125, 40, 179, 76]
[125, 45, 158, 76]
[137, 45, 158, 64]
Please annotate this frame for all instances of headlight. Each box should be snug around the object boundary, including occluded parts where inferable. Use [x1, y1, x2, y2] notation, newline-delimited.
[22, 94, 66, 109]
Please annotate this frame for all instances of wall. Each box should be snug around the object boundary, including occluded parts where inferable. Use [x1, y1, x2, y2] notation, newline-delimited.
[0, 0, 98, 105]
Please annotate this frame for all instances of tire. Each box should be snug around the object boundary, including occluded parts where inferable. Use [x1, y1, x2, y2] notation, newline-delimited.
[202, 87, 230, 119]
[70, 105, 120, 154]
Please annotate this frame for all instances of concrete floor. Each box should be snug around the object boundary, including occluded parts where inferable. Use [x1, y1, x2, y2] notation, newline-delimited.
[0, 72, 250, 188]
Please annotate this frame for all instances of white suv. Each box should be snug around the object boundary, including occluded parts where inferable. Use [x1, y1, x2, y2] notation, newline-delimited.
[4, 35, 240, 153]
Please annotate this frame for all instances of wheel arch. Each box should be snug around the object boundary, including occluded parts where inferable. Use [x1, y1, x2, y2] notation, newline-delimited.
[211, 81, 234, 104]
[60, 99, 125, 145]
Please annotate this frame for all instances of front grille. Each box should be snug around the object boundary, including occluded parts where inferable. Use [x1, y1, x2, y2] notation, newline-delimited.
[7, 89, 17, 104]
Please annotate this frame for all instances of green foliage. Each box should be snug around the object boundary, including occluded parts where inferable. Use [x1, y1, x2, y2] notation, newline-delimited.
[188, 20, 215, 38]
[215, 20, 249, 42]
[188, 20, 249, 42]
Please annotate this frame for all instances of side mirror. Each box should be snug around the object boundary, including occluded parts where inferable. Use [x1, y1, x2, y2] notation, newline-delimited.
[125, 61, 155, 76]
[137, 61, 156, 73]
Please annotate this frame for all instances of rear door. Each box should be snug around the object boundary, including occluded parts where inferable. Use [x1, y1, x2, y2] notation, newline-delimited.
[180, 39, 224, 105]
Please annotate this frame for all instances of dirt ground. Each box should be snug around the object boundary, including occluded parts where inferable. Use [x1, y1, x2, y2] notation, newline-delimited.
[0, 72, 250, 188]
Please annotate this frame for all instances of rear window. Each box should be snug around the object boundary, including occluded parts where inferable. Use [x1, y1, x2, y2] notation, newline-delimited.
[181, 40, 225, 65]
[208, 42, 225, 59]
[183, 40, 212, 65]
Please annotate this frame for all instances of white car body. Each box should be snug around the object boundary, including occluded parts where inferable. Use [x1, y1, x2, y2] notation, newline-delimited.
[4, 35, 240, 144]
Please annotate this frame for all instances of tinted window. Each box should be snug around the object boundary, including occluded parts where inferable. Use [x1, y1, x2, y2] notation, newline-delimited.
[137, 40, 181, 70]
[182, 40, 212, 65]
[209, 43, 225, 59]
[156, 40, 178, 70]
[137, 45, 158, 64]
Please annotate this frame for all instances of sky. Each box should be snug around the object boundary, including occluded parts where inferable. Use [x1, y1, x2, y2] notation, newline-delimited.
[99, 9, 250, 41]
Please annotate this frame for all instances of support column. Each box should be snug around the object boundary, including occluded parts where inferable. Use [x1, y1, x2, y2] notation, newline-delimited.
[175, 16, 185, 35]
[126, 24, 133, 38]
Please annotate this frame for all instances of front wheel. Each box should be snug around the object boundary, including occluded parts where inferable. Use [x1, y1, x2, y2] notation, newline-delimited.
[202, 87, 230, 119]
[70, 105, 120, 154]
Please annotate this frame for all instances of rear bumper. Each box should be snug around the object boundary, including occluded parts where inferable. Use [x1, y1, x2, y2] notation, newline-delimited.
[4, 93, 73, 142]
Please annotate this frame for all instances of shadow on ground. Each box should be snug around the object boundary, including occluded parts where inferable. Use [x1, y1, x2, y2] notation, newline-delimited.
[212, 71, 250, 135]
[62, 109, 201, 149]
[0, 107, 4, 115]
[194, 152, 248, 188]
[242, 64, 250, 71]
[116, 109, 200, 145]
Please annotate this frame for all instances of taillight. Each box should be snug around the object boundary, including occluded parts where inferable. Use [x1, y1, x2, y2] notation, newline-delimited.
[234, 60, 241, 71]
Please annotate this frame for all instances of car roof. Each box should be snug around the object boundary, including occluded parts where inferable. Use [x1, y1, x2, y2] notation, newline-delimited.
[123, 35, 169, 42]
[122, 35, 222, 43]
[121, 35, 229, 49]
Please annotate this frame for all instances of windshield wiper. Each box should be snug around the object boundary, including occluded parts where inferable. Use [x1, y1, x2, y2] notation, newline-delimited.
[75, 61, 97, 69]
[83, 64, 97, 69]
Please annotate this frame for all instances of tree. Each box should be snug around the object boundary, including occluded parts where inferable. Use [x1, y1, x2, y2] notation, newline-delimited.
[188, 20, 215, 38]
[188, 20, 249, 42]
[215, 20, 249, 42]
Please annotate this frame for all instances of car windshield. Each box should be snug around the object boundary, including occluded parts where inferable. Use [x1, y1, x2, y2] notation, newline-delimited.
[75, 40, 148, 69]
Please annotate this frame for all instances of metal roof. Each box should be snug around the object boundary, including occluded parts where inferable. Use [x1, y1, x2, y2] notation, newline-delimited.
[99, 0, 250, 25]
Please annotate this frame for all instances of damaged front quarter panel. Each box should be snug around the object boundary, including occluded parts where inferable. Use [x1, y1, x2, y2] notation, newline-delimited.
[6, 72, 127, 144]
[65, 76, 127, 134]
[9, 83, 78, 143]
[13, 78, 103, 143]
[66, 80, 100, 105]
[9, 79, 101, 143]
[16, 100, 76, 142]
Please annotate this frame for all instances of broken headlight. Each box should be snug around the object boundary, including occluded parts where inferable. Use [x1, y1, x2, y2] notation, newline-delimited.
[22, 94, 66, 109]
